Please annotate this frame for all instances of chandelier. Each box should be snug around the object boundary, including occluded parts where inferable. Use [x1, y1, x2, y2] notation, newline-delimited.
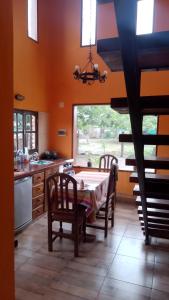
[73, 44, 107, 85]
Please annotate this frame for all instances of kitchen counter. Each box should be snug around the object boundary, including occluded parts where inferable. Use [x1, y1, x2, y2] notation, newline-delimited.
[14, 158, 66, 180]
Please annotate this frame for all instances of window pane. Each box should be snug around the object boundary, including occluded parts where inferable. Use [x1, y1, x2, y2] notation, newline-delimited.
[143, 115, 157, 134]
[28, 0, 38, 41]
[74, 105, 157, 169]
[81, 0, 96, 46]
[136, 0, 154, 35]
[26, 133, 31, 149]
[26, 114, 31, 131]
[14, 113, 16, 132]
[17, 113, 23, 131]
[32, 115, 36, 131]
[14, 133, 17, 151]
[32, 133, 36, 149]
[14, 110, 38, 152]
[18, 133, 23, 150]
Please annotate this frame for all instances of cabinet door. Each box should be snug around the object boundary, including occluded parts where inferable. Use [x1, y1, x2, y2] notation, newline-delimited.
[33, 172, 44, 185]
[32, 194, 44, 209]
[32, 183, 44, 198]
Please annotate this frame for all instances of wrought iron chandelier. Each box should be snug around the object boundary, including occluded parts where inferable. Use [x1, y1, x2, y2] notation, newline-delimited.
[73, 44, 107, 85]
[73, 0, 107, 85]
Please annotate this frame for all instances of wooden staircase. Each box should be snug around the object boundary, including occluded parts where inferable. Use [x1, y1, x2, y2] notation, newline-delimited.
[97, 0, 169, 243]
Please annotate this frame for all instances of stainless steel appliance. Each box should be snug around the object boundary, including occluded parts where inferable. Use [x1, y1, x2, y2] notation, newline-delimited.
[14, 176, 32, 232]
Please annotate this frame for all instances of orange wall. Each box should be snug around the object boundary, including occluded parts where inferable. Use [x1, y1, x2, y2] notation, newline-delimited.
[13, 0, 169, 197]
[47, 0, 169, 159]
[0, 1, 14, 299]
[13, 0, 50, 112]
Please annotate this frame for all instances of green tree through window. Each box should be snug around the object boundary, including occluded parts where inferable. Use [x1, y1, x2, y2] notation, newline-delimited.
[74, 105, 157, 169]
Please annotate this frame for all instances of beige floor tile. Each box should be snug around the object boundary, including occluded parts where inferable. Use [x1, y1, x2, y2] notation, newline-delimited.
[15, 254, 30, 270]
[51, 281, 97, 300]
[153, 262, 169, 293]
[67, 260, 108, 276]
[19, 263, 60, 280]
[155, 249, 169, 265]
[28, 252, 68, 272]
[124, 224, 144, 239]
[50, 267, 104, 299]
[117, 237, 155, 262]
[15, 287, 43, 300]
[108, 255, 154, 288]
[99, 278, 151, 300]
[15, 269, 53, 295]
[43, 288, 87, 300]
[73, 253, 115, 268]
[93, 234, 122, 253]
[14, 202, 169, 299]
[52, 267, 105, 291]
[151, 289, 169, 300]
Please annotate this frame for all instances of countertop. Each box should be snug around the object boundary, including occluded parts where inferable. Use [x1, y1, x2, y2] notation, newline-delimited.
[14, 158, 66, 180]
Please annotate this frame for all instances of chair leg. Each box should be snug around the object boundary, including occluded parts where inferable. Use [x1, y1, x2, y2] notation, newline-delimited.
[59, 221, 63, 239]
[74, 224, 79, 257]
[48, 216, 53, 252]
[111, 197, 115, 228]
[104, 212, 108, 238]
[83, 215, 86, 242]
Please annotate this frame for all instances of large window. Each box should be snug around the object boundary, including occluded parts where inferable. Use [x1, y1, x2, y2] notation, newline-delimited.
[136, 0, 154, 35]
[14, 110, 38, 154]
[73, 105, 158, 169]
[81, 0, 96, 46]
[28, 0, 38, 41]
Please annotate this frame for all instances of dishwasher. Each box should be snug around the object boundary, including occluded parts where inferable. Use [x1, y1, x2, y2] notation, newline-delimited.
[14, 176, 32, 233]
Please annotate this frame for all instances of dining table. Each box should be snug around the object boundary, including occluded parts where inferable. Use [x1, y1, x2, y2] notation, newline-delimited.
[73, 171, 110, 223]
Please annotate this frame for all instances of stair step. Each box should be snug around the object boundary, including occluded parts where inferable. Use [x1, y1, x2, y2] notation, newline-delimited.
[145, 228, 169, 239]
[97, 31, 169, 72]
[126, 156, 169, 169]
[138, 206, 169, 218]
[139, 215, 169, 225]
[136, 197, 169, 210]
[119, 134, 169, 145]
[133, 184, 169, 199]
[141, 221, 169, 231]
[111, 96, 169, 115]
[130, 172, 169, 183]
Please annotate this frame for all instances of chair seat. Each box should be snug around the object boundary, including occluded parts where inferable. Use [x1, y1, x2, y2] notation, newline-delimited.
[52, 206, 86, 223]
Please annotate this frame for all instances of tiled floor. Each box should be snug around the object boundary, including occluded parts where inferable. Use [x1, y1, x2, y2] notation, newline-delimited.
[15, 202, 169, 300]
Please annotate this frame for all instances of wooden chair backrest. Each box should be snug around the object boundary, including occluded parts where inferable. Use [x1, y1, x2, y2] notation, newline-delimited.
[99, 154, 118, 172]
[47, 172, 78, 214]
[105, 165, 116, 209]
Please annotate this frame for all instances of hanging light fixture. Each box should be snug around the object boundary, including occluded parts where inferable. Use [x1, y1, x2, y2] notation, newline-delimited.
[73, 0, 107, 85]
[73, 44, 107, 84]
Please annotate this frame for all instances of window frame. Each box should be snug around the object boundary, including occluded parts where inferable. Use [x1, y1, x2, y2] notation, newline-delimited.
[72, 103, 158, 171]
[80, 0, 97, 47]
[14, 109, 38, 154]
[27, 0, 38, 42]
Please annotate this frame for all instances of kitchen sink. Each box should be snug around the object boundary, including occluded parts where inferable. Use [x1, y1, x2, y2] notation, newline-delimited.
[30, 160, 53, 165]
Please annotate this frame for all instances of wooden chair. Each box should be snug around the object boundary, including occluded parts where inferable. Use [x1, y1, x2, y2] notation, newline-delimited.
[86, 165, 116, 238]
[47, 173, 86, 257]
[99, 154, 118, 204]
[99, 154, 118, 172]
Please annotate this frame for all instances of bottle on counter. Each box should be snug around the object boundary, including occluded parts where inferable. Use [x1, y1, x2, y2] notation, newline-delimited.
[87, 158, 92, 168]
[24, 147, 29, 163]
[79, 179, 84, 189]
